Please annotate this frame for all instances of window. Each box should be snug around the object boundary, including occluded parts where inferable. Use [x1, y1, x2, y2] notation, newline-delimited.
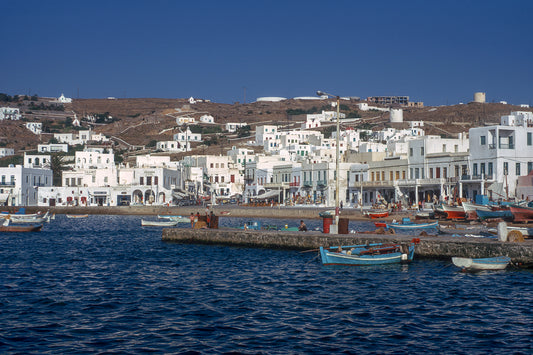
[516, 163, 521, 176]
[443, 167, 447, 178]
[420, 147, 424, 156]
[442, 144, 446, 152]
[480, 163, 485, 176]
[415, 168, 420, 179]
[154, 176, 158, 185]
[409, 148, 413, 156]
[429, 168, 433, 179]
[480, 136, 486, 145]
[528, 132, 532, 146]
[528, 162, 533, 174]
[473, 163, 478, 176]
[140, 177, 144, 185]
[147, 177, 152, 185]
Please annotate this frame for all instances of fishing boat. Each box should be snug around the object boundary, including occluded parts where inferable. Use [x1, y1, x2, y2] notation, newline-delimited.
[387, 218, 438, 230]
[0, 222, 43, 232]
[363, 210, 389, 219]
[475, 209, 514, 222]
[462, 202, 491, 220]
[452, 256, 511, 271]
[374, 222, 387, 228]
[319, 240, 417, 266]
[141, 219, 178, 227]
[66, 214, 89, 219]
[509, 204, 533, 222]
[0, 211, 50, 223]
[441, 204, 466, 219]
[157, 215, 190, 223]
[437, 223, 493, 235]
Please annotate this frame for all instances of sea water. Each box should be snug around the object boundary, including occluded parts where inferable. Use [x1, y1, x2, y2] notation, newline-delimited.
[1, 215, 531, 354]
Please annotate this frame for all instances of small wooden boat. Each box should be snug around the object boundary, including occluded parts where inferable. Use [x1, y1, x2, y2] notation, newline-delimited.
[388, 218, 438, 230]
[219, 211, 231, 215]
[0, 223, 43, 232]
[319, 240, 417, 266]
[475, 209, 513, 222]
[141, 219, 178, 227]
[66, 214, 89, 219]
[509, 204, 533, 222]
[374, 222, 387, 228]
[452, 256, 511, 271]
[441, 204, 466, 219]
[363, 210, 389, 219]
[437, 223, 493, 235]
[157, 215, 190, 223]
[0, 211, 49, 223]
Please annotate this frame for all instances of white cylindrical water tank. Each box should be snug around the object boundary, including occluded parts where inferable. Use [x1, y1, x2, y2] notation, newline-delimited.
[390, 108, 403, 123]
[474, 92, 486, 103]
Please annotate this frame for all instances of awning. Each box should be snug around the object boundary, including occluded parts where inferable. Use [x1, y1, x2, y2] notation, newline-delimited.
[254, 190, 281, 200]
[172, 191, 187, 199]
[0, 193, 9, 204]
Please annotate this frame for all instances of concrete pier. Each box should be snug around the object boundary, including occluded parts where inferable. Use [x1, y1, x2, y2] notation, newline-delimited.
[162, 228, 533, 267]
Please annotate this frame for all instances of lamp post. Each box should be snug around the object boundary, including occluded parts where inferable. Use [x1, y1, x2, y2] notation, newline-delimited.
[317, 90, 341, 226]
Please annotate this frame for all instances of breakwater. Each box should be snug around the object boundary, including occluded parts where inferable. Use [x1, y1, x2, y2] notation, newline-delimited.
[162, 228, 533, 267]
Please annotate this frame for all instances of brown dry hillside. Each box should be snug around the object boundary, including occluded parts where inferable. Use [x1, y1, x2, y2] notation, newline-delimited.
[1, 97, 531, 157]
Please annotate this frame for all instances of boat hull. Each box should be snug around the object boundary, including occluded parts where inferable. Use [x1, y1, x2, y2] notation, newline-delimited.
[364, 211, 389, 219]
[475, 209, 513, 221]
[0, 224, 43, 232]
[319, 243, 415, 266]
[388, 221, 438, 230]
[452, 256, 511, 271]
[441, 205, 466, 219]
[141, 219, 178, 227]
[509, 204, 533, 222]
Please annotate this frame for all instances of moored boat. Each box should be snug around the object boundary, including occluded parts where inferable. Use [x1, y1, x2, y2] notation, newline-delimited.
[437, 223, 493, 235]
[363, 210, 389, 219]
[0, 211, 50, 223]
[462, 202, 490, 220]
[0, 223, 43, 232]
[158, 215, 190, 223]
[441, 204, 466, 219]
[475, 209, 514, 222]
[141, 219, 178, 227]
[509, 204, 533, 222]
[452, 256, 511, 271]
[319, 240, 417, 266]
[387, 218, 438, 230]
[66, 214, 89, 219]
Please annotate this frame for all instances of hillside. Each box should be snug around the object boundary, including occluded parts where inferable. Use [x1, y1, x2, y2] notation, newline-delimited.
[1, 96, 531, 160]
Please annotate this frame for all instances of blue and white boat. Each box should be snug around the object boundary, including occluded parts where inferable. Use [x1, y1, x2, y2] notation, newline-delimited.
[475, 209, 514, 221]
[319, 241, 416, 266]
[452, 256, 511, 271]
[387, 218, 438, 230]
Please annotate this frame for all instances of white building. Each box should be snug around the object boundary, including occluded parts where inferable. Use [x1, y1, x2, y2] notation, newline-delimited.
[0, 164, 53, 206]
[255, 125, 279, 146]
[200, 115, 215, 124]
[173, 128, 201, 147]
[227, 146, 255, 168]
[24, 153, 51, 169]
[58, 93, 72, 103]
[38, 144, 69, 153]
[0, 148, 15, 158]
[0, 107, 21, 120]
[468, 111, 533, 200]
[25, 122, 42, 135]
[54, 130, 109, 146]
[176, 116, 196, 125]
[225, 122, 248, 133]
[156, 141, 186, 153]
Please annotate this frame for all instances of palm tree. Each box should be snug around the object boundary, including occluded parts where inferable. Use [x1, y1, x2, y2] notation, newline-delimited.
[50, 153, 67, 186]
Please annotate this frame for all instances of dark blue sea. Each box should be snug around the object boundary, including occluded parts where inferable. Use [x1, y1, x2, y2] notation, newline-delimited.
[1, 215, 532, 354]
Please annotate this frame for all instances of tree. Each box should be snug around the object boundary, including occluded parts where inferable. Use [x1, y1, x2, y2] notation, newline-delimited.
[50, 153, 68, 186]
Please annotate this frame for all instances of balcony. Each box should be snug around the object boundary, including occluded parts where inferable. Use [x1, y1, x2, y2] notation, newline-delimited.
[303, 181, 313, 188]
[316, 179, 327, 187]
[499, 143, 515, 149]
[289, 181, 300, 187]
[0, 181, 16, 187]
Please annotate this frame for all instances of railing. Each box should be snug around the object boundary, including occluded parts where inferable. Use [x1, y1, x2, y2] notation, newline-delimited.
[289, 182, 300, 187]
[316, 179, 327, 187]
[499, 143, 515, 149]
[0, 181, 15, 186]
[303, 181, 313, 187]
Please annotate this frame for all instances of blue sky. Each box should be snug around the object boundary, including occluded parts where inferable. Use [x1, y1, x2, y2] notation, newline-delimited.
[2, 0, 532, 106]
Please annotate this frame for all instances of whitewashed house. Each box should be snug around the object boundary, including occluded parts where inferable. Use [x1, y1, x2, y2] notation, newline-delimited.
[38, 144, 69, 153]
[58, 93, 72, 103]
[467, 111, 533, 200]
[200, 115, 215, 124]
[25, 122, 42, 135]
[24, 153, 51, 169]
[0, 164, 52, 206]
[225, 122, 247, 133]
[0, 107, 21, 120]
[0, 148, 15, 158]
